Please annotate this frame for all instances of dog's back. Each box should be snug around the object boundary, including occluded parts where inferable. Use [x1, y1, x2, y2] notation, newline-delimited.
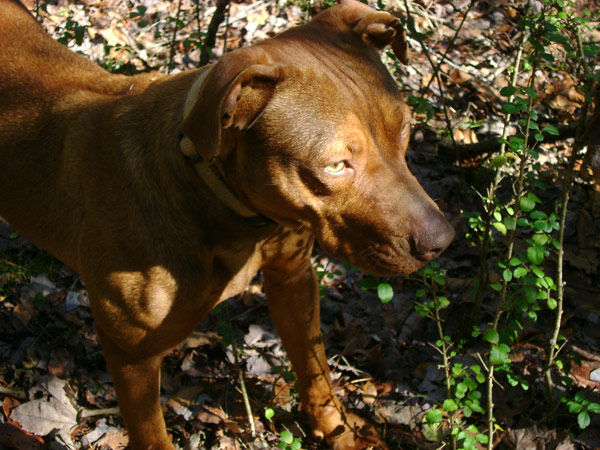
[0, 0, 163, 267]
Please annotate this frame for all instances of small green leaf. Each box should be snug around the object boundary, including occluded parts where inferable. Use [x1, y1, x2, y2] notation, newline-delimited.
[466, 424, 478, 434]
[541, 52, 555, 62]
[280, 430, 294, 444]
[531, 265, 545, 278]
[578, 411, 591, 429]
[377, 283, 394, 303]
[443, 399, 458, 412]
[471, 402, 485, 414]
[504, 217, 516, 230]
[490, 344, 509, 366]
[476, 433, 489, 444]
[547, 32, 568, 43]
[438, 296, 450, 308]
[513, 267, 528, 279]
[542, 125, 559, 136]
[434, 275, 446, 286]
[500, 86, 518, 97]
[464, 377, 477, 390]
[490, 283, 502, 292]
[502, 102, 520, 114]
[547, 297, 557, 310]
[491, 155, 507, 167]
[530, 210, 547, 220]
[523, 86, 538, 98]
[265, 408, 275, 420]
[588, 402, 600, 414]
[502, 269, 512, 282]
[456, 382, 468, 399]
[520, 196, 536, 212]
[425, 408, 443, 423]
[508, 136, 525, 150]
[422, 422, 442, 442]
[493, 222, 507, 235]
[568, 401, 582, 414]
[527, 246, 544, 265]
[524, 287, 537, 303]
[483, 329, 499, 344]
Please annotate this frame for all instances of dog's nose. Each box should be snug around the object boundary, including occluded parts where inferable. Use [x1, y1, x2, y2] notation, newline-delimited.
[412, 211, 455, 262]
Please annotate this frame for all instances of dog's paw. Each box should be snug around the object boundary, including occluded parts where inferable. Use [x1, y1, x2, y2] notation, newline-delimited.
[312, 410, 388, 450]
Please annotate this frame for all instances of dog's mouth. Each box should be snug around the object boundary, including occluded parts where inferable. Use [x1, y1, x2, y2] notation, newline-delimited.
[359, 243, 425, 276]
[319, 237, 424, 277]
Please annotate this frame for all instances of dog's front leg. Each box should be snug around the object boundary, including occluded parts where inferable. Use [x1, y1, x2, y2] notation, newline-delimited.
[97, 330, 174, 450]
[263, 257, 388, 450]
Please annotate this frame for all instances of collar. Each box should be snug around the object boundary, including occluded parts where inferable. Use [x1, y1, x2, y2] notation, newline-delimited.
[180, 135, 274, 228]
[179, 70, 274, 228]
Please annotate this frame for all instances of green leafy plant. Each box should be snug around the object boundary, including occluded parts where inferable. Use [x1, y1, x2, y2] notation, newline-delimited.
[415, 262, 487, 450]
[459, 1, 600, 447]
[561, 392, 600, 429]
[264, 408, 303, 450]
[56, 18, 88, 46]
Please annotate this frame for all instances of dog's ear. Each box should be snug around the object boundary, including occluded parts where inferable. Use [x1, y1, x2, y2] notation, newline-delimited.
[335, 0, 409, 64]
[181, 55, 287, 163]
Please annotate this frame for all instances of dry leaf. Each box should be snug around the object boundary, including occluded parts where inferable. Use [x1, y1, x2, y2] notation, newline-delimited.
[361, 381, 378, 405]
[10, 377, 77, 438]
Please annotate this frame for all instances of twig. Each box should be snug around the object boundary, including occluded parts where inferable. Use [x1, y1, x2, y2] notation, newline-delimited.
[544, 26, 596, 410]
[435, 121, 579, 160]
[571, 345, 600, 362]
[403, 0, 458, 156]
[0, 258, 23, 269]
[430, 277, 457, 450]
[80, 406, 121, 419]
[222, 2, 230, 56]
[0, 385, 27, 400]
[471, 28, 527, 325]
[487, 44, 539, 450]
[200, 0, 230, 66]
[393, 0, 444, 30]
[167, 0, 184, 74]
[405, 36, 496, 86]
[422, 0, 476, 94]
[226, 304, 256, 437]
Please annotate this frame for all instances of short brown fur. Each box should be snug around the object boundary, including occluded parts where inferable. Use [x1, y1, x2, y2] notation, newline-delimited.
[0, 1, 454, 448]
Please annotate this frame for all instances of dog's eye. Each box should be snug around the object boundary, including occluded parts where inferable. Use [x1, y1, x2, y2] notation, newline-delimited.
[324, 161, 347, 174]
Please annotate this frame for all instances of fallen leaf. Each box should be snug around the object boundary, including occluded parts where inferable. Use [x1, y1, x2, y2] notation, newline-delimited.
[361, 381, 378, 405]
[10, 377, 77, 437]
[84, 418, 128, 449]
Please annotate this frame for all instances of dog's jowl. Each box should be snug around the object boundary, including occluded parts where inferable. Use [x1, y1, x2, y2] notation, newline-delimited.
[0, 1, 454, 448]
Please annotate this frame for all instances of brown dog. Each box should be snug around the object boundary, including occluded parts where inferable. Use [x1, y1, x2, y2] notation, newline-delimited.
[0, 0, 454, 448]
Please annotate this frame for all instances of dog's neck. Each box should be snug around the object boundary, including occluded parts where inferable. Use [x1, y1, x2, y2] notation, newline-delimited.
[180, 69, 273, 228]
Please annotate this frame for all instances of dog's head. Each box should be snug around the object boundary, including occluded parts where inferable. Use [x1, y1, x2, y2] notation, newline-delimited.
[181, 0, 454, 276]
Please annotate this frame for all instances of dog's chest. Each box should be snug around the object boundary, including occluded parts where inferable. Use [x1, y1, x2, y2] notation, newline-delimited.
[211, 244, 265, 302]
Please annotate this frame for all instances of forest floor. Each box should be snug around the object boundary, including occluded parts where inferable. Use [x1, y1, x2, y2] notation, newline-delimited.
[1, 0, 599, 449]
